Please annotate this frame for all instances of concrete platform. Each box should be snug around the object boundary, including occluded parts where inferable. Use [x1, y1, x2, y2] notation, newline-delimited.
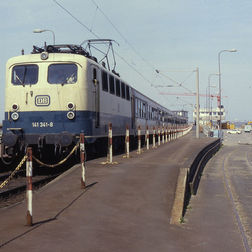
[0, 133, 245, 251]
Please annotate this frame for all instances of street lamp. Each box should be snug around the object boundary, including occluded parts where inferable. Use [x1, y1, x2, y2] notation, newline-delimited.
[218, 49, 237, 137]
[33, 29, 55, 45]
[194, 67, 200, 139]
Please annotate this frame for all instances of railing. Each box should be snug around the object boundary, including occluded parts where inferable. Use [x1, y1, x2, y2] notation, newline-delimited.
[188, 138, 221, 195]
[170, 138, 221, 224]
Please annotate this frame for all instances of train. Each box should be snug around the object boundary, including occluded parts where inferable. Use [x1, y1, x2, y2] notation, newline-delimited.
[1, 41, 188, 162]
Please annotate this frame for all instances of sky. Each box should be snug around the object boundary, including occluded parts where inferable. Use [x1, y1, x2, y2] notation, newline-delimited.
[0, 0, 252, 122]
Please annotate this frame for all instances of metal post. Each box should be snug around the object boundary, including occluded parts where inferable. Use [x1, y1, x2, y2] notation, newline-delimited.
[108, 123, 113, 163]
[146, 126, 149, 150]
[162, 127, 165, 144]
[158, 128, 161, 146]
[137, 126, 141, 154]
[80, 133, 86, 189]
[153, 127, 156, 148]
[26, 147, 33, 226]
[165, 127, 168, 143]
[125, 125, 130, 158]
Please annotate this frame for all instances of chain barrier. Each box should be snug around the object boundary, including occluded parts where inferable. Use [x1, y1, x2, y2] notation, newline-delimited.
[0, 155, 28, 189]
[32, 142, 80, 168]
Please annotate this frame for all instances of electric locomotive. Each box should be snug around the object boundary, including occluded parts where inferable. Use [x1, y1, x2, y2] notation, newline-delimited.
[1, 41, 188, 160]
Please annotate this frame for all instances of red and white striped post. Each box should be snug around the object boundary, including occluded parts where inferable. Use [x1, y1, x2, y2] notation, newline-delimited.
[165, 127, 168, 143]
[158, 128, 161, 146]
[137, 126, 141, 154]
[162, 127, 165, 144]
[152, 127, 156, 148]
[125, 125, 130, 158]
[26, 147, 33, 226]
[107, 123, 113, 163]
[146, 126, 149, 150]
[80, 133, 86, 189]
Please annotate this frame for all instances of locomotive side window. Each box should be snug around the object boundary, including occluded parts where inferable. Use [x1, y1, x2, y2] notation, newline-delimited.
[121, 82, 126, 99]
[109, 75, 115, 94]
[116, 79, 120, 97]
[126, 85, 130, 100]
[48, 64, 77, 84]
[12, 64, 38, 85]
[102, 71, 108, 91]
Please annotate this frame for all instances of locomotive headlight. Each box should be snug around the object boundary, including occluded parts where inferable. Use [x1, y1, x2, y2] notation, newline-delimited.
[11, 112, 19, 121]
[12, 103, 19, 111]
[67, 102, 75, 111]
[67, 111, 75, 120]
[41, 52, 49, 60]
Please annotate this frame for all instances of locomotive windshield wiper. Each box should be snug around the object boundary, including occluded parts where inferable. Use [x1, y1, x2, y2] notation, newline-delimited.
[15, 74, 24, 87]
[61, 72, 76, 86]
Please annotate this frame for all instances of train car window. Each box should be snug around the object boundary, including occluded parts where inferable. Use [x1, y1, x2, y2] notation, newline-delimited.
[126, 85, 130, 100]
[101, 71, 108, 91]
[12, 64, 38, 85]
[48, 64, 77, 84]
[121, 82, 126, 99]
[143, 103, 146, 118]
[138, 100, 141, 117]
[116, 79, 120, 97]
[109, 75, 115, 94]
[135, 99, 139, 117]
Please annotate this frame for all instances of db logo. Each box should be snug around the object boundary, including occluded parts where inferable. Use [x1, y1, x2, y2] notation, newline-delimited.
[35, 95, 50, 106]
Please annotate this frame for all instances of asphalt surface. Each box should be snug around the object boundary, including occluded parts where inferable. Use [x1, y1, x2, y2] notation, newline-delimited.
[0, 131, 250, 251]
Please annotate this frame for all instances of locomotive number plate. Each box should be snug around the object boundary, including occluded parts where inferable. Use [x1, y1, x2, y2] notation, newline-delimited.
[35, 95, 50, 106]
[32, 122, 54, 128]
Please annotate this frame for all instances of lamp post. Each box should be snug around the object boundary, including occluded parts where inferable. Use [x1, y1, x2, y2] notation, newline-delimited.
[33, 29, 55, 45]
[195, 67, 200, 139]
[218, 49, 237, 137]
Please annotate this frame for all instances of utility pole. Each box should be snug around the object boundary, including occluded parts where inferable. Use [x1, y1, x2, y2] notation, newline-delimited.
[196, 67, 200, 139]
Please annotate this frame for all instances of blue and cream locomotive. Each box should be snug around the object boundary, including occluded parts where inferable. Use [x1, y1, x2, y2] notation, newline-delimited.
[1, 42, 188, 159]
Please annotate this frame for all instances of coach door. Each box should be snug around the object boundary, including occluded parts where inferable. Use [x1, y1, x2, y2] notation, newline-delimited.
[92, 67, 100, 128]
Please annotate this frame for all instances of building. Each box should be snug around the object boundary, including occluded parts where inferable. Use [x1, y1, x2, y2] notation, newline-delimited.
[193, 106, 225, 126]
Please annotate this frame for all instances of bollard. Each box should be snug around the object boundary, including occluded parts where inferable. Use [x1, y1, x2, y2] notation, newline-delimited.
[80, 133, 86, 189]
[162, 127, 165, 144]
[158, 128, 161, 146]
[146, 126, 149, 150]
[107, 123, 113, 163]
[125, 125, 130, 158]
[153, 127, 156, 148]
[137, 126, 141, 154]
[26, 147, 33, 226]
[165, 127, 168, 143]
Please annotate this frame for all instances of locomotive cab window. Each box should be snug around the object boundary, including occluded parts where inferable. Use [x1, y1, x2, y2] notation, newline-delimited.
[48, 64, 77, 84]
[12, 64, 38, 85]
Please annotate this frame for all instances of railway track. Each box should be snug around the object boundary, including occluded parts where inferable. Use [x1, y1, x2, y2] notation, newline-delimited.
[0, 168, 60, 208]
[0, 149, 77, 208]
